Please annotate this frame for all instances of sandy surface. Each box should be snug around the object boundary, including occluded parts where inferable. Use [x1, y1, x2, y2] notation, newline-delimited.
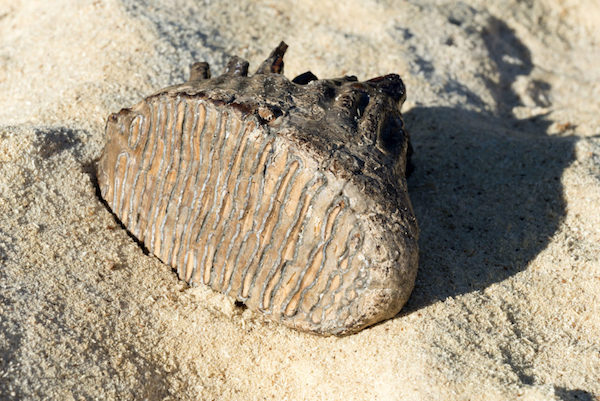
[0, 0, 599, 400]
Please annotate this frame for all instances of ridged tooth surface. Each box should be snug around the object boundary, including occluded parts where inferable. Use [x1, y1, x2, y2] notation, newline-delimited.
[98, 96, 374, 334]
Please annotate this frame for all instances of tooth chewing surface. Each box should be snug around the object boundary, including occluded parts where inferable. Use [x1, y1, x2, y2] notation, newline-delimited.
[99, 97, 377, 334]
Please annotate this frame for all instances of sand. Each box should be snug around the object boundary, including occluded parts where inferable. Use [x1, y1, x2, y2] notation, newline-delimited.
[0, 0, 598, 400]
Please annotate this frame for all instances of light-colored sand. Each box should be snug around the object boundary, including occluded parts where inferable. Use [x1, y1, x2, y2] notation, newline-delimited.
[0, 0, 598, 400]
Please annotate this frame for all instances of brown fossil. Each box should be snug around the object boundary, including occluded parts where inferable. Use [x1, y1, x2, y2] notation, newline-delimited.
[97, 42, 418, 335]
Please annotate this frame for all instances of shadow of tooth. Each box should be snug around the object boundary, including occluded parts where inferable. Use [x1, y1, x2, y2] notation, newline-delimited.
[292, 71, 318, 85]
[256, 41, 288, 74]
[189, 62, 211, 81]
[224, 56, 249, 77]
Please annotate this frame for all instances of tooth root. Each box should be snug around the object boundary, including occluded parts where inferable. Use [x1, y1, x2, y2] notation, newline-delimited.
[189, 62, 211, 81]
[292, 71, 318, 85]
[224, 56, 249, 76]
[256, 41, 288, 74]
[333, 88, 369, 114]
[326, 84, 372, 138]
[365, 74, 406, 104]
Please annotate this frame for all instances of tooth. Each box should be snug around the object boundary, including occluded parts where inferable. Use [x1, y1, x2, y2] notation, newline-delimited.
[97, 45, 418, 336]
[188, 62, 211, 81]
[256, 41, 288, 74]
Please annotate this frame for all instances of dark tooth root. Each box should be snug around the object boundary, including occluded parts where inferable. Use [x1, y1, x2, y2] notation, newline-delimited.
[356, 92, 370, 117]
[330, 76, 358, 86]
[224, 56, 249, 76]
[377, 114, 406, 155]
[256, 41, 288, 74]
[365, 74, 406, 103]
[292, 71, 318, 85]
[189, 62, 211, 81]
[357, 96, 384, 145]
[332, 88, 370, 121]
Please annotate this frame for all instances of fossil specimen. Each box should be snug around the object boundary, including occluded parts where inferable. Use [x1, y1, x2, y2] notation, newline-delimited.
[97, 42, 418, 335]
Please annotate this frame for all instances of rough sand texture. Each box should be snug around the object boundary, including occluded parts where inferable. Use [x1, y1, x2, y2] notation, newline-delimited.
[0, 0, 599, 400]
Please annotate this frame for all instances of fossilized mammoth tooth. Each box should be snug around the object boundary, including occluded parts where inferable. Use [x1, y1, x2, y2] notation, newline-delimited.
[97, 42, 419, 335]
